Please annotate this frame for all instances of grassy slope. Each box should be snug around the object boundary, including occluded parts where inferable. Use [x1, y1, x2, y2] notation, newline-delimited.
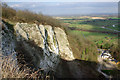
[65, 28, 99, 62]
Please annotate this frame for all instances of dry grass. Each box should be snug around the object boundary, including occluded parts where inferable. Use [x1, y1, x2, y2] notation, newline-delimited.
[2, 3, 62, 28]
[0, 53, 49, 79]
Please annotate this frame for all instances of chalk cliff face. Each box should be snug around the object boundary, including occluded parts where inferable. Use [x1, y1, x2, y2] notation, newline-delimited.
[1, 22, 105, 79]
[11, 23, 74, 70]
[1, 22, 16, 56]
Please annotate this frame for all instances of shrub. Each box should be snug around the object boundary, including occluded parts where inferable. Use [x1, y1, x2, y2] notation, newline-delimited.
[16, 10, 38, 23]
[2, 3, 16, 19]
[66, 28, 98, 62]
[110, 44, 120, 61]
[2, 3, 62, 28]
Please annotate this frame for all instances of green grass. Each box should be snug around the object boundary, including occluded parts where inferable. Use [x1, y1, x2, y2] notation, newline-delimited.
[69, 30, 117, 39]
[70, 30, 118, 47]
[108, 17, 120, 19]
[61, 17, 119, 42]
[62, 19, 119, 31]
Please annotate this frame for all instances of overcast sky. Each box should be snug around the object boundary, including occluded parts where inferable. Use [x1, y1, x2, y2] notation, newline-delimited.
[5, 2, 118, 16]
[2, 0, 120, 2]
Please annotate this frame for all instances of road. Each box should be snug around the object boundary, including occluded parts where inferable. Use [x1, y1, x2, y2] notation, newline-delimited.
[101, 26, 120, 33]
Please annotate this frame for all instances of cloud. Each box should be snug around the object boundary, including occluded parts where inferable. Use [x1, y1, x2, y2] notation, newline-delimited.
[10, 4, 22, 8]
[31, 4, 36, 7]
[7, 2, 118, 16]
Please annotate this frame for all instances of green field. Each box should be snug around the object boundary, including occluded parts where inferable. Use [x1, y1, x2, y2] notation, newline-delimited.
[68, 30, 118, 49]
[62, 18, 119, 31]
[59, 16, 120, 61]
[60, 17, 119, 43]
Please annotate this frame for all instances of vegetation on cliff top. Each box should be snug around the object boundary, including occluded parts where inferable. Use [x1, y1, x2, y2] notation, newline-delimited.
[2, 3, 62, 27]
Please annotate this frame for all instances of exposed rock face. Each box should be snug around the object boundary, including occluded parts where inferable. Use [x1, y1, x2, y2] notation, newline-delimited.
[54, 27, 74, 60]
[1, 22, 105, 79]
[13, 23, 75, 70]
[1, 23, 16, 56]
[0, 22, 17, 79]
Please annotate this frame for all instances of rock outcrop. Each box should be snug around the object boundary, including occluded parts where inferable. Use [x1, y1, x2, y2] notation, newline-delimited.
[3, 22, 74, 70]
[1, 22, 106, 79]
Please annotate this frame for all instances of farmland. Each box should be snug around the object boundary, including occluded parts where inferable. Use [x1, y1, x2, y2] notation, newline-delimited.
[59, 16, 119, 46]
[61, 17, 119, 31]
[57, 16, 120, 61]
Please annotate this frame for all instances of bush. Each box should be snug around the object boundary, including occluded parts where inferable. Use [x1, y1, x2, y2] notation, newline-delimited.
[110, 44, 120, 61]
[2, 3, 62, 27]
[66, 28, 98, 61]
[2, 3, 16, 19]
[16, 10, 38, 23]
